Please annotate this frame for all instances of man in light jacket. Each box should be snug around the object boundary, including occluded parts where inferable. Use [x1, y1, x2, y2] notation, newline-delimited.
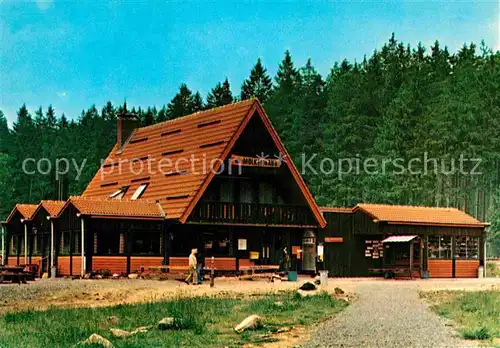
[185, 248, 198, 284]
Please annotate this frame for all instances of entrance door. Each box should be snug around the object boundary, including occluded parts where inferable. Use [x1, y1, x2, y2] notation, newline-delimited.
[302, 230, 316, 271]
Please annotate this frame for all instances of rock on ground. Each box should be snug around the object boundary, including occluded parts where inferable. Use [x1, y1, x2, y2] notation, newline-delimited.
[234, 314, 263, 333]
[303, 282, 477, 348]
[158, 317, 175, 330]
[299, 282, 317, 291]
[78, 333, 114, 347]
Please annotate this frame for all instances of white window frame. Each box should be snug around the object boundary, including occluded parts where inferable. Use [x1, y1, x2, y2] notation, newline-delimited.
[131, 183, 148, 200]
[109, 186, 129, 199]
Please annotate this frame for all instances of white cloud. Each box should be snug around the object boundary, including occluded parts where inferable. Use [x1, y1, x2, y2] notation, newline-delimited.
[35, 0, 53, 11]
[57, 91, 67, 98]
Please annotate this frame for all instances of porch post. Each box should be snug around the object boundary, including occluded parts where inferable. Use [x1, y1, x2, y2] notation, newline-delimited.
[50, 219, 55, 276]
[1, 224, 5, 266]
[482, 234, 487, 277]
[81, 217, 85, 277]
[419, 237, 424, 277]
[24, 223, 28, 264]
[409, 241, 413, 279]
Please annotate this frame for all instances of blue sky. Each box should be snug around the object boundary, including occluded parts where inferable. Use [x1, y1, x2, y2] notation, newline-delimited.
[1, 1, 498, 126]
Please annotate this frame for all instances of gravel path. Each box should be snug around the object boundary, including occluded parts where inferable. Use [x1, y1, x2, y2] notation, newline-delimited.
[303, 282, 476, 348]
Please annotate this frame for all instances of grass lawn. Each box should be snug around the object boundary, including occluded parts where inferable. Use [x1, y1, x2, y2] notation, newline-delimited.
[0, 290, 348, 347]
[422, 290, 500, 344]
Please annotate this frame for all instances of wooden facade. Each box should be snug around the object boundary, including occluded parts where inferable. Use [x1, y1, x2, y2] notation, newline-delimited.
[320, 206, 487, 278]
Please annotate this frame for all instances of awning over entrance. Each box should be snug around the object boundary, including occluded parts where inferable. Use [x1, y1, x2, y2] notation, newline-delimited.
[381, 235, 418, 243]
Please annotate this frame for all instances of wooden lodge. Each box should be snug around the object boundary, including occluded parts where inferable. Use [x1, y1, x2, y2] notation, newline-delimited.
[1, 99, 489, 279]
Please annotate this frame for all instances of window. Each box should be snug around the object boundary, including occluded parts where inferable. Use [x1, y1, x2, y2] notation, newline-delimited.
[95, 230, 121, 255]
[31, 230, 44, 256]
[10, 235, 20, 255]
[109, 186, 129, 199]
[59, 231, 71, 255]
[262, 245, 270, 259]
[131, 183, 148, 200]
[428, 235, 452, 259]
[259, 182, 275, 204]
[220, 181, 234, 202]
[132, 231, 161, 255]
[455, 236, 480, 259]
[239, 180, 253, 203]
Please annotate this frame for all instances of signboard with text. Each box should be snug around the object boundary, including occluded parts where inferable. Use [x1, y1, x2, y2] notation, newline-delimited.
[231, 154, 282, 168]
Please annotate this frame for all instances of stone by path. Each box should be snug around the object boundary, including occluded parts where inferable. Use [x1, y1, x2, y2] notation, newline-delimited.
[303, 282, 477, 348]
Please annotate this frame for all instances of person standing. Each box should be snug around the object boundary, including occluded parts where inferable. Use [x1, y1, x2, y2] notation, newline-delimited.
[196, 249, 204, 284]
[185, 248, 198, 284]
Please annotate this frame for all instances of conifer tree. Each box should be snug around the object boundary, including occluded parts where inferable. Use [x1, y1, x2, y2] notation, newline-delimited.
[0, 110, 10, 153]
[167, 84, 201, 119]
[192, 92, 204, 112]
[240, 58, 272, 102]
[156, 106, 168, 122]
[265, 51, 300, 141]
[46, 105, 57, 130]
[143, 107, 155, 126]
[206, 78, 233, 108]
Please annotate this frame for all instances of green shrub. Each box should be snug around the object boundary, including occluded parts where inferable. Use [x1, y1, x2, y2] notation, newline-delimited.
[462, 327, 491, 340]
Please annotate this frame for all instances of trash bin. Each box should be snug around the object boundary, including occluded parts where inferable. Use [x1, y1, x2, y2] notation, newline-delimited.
[319, 270, 328, 285]
[287, 271, 298, 281]
[478, 266, 484, 278]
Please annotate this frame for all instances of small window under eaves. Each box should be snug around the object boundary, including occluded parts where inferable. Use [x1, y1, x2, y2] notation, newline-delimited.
[131, 183, 149, 200]
[109, 186, 129, 199]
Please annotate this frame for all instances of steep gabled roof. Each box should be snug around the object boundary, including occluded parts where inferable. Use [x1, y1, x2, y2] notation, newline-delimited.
[353, 203, 487, 228]
[32, 200, 66, 219]
[82, 99, 326, 227]
[5, 204, 38, 223]
[58, 196, 164, 220]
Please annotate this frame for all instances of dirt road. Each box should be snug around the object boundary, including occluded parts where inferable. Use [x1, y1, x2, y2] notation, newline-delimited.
[302, 279, 499, 348]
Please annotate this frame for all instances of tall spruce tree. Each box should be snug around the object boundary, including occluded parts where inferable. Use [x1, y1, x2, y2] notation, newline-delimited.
[0, 110, 9, 153]
[266, 50, 300, 142]
[167, 84, 202, 119]
[206, 78, 233, 108]
[240, 58, 272, 102]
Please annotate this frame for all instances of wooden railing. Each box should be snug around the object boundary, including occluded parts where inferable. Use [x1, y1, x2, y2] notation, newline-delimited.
[190, 202, 316, 226]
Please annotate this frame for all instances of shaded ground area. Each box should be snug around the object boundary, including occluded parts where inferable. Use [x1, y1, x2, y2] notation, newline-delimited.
[303, 279, 500, 348]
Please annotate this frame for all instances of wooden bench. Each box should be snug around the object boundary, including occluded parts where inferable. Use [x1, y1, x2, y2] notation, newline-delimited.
[369, 266, 420, 279]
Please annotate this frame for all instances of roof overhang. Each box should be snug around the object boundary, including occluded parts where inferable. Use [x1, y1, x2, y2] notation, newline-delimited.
[353, 204, 487, 229]
[386, 221, 488, 228]
[382, 235, 418, 243]
[57, 196, 166, 221]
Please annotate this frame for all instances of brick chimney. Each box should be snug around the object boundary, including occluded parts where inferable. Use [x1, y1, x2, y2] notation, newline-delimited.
[117, 108, 139, 148]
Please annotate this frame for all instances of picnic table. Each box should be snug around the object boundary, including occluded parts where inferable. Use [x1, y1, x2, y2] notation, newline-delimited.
[0, 264, 38, 284]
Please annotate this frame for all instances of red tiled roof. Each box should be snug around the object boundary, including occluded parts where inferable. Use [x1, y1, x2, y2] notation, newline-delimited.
[320, 207, 353, 214]
[83, 99, 256, 219]
[354, 203, 487, 228]
[82, 99, 327, 227]
[32, 200, 66, 218]
[58, 196, 164, 220]
[5, 204, 38, 223]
